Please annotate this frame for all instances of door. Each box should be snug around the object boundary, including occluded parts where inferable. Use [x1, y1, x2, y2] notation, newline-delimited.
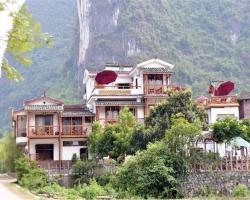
[35, 144, 54, 160]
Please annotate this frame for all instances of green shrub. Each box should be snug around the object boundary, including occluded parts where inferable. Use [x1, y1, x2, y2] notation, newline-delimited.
[199, 185, 215, 197]
[37, 183, 80, 199]
[15, 157, 37, 181]
[78, 179, 106, 200]
[233, 184, 249, 197]
[19, 168, 48, 190]
[72, 160, 96, 184]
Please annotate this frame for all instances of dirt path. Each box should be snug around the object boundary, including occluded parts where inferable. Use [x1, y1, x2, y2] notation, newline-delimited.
[0, 174, 34, 200]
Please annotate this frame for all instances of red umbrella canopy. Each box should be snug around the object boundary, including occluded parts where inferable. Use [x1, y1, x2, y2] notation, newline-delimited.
[95, 70, 118, 84]
[216, 81, 235, 96]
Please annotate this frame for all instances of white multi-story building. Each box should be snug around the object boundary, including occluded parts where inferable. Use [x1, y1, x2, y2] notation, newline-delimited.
[83, 58, 174, 125]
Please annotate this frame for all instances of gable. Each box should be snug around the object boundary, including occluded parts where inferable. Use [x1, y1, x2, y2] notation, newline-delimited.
[24, 95, 64, 106]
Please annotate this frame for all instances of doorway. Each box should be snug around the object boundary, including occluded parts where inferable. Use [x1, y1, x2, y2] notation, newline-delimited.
[35, 144, 54, 160]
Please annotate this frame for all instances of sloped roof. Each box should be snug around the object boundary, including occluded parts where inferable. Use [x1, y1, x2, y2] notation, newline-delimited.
[238, 92, 250, 100]
[24, 95, 64, 105]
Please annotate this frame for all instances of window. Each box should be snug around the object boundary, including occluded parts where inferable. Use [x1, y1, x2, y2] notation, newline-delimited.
[63, 141, 87, 146]
[148, 74, 163, 85]
[129, 108, 136, 116]
[85, 116, 92, 123]
[35, 115, 53, 126]
[105, 106, 120, 121]
[62, 117, 82, 135]
[136, 78, 138, 89]
[117, 83, 130, 89]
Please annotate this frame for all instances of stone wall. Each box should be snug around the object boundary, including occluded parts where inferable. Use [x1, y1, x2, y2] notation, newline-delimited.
[182, 171, 250, 196]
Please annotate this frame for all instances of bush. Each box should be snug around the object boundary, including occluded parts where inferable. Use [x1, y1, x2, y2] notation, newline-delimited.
[19, 168, 48, 190]
[233, 184, 249, 197]
[15, 157, 37, 181]
[77, 179, 106, 200]
[72, 160, 96, 184]
[199, 185, 215, 197]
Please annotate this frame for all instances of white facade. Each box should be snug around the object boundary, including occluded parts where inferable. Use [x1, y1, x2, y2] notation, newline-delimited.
[83, 58, 174, 124]
[207, 106, 239, 125]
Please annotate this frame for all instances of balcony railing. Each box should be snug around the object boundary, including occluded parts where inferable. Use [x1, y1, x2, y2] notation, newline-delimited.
[197, 96, 239, 107]
[144, 84, 169, 95]
[92, 85, 143, 96]
[29, 125, 91, 137]
[62, 125, 90, 136]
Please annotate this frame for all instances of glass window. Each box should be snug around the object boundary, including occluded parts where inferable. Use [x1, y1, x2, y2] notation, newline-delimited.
[35, 115, 53, 126]
[63, 141, 87, 146]
[117, 83, 130, 89]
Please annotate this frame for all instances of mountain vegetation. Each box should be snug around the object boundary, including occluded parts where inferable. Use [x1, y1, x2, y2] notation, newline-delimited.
[1, 0, 250, 133]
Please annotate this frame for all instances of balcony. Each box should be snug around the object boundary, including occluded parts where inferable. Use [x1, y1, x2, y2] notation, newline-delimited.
[29, 125, 91, 138]
[198, 96, 239, 108]
[144, 84, 169, 95]
[92, 85, 143, 97]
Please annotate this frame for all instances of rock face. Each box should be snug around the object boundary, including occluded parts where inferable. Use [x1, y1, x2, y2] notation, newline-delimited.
[182, 171, 250, 196]
[74, 0, 250, 96]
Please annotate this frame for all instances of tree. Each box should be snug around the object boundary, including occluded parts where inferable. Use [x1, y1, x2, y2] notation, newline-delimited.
[145, 89, 207, 142]
[212, 117, 245, 143]
[89, 107, 136, 161]
[0, 133, 22, 172]
[112, 141, 187, 198]
[1, 3, 52, 80]
[165, 117, 201, 154]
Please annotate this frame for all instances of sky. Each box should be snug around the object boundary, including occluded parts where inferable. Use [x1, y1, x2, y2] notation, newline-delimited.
[0, 0, 25, 77]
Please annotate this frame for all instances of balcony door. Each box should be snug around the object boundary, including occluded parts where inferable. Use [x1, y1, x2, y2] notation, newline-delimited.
[62, 117, 82, 135]
[105, 106, 120, 123]
[35, 115, 53, 135]
[145, 74, 164, 94]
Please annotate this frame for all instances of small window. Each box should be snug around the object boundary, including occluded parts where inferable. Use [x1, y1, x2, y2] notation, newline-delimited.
[117, 83, 130, 89]
[85, 116, 92, 123]
[217, 114, 235, 120]
[135, 78, 138, 89]
[63, 141, 87, 146]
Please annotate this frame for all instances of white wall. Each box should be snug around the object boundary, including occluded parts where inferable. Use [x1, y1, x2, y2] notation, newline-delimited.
[208, 106, 239, 125]
[61, 138, 88, 160]
[29, 138, 59, 160]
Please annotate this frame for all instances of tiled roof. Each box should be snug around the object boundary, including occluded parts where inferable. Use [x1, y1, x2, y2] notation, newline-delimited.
[238, 92, 250, 100]
[142, 68, 173, 73]
[96, 101, 144, 106]
[64, 105, 94, 115]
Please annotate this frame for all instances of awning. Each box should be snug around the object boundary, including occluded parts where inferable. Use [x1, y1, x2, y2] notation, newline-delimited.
[229, 137, 250, 148]
[95, 70, 117, 84]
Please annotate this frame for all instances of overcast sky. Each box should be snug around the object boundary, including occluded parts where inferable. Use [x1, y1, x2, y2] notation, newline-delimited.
[0, 0, 25, 77]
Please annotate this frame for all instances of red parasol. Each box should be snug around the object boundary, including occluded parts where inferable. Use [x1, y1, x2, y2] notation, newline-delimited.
[216, 81, 235, 96]
[95, 70, 117, 84]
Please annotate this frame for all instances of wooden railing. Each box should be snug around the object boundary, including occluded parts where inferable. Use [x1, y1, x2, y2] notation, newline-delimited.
[62, 125, 89, 136]
[206, 96, 238, 106]
[98, 118, 144, 124]
[144, 84, 168, 95]
[29, 125, 90, 137]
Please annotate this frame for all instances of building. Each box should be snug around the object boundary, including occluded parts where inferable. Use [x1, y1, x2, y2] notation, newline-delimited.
[12, 95, 94, 164]
[238, 92, 250, 119]
[83, 58, 174, 125]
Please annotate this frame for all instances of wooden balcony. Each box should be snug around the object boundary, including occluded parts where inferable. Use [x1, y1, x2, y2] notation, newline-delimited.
[29, 125, 90, 138]
[205, 96, 239, 108]
[144, 84, 168, 95]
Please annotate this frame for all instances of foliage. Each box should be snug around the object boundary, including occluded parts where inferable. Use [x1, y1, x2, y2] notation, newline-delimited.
[36, 183, 80, 199]
[3, 4, 52, 81]
[89, 107, 136, 160]
[19, 167, 48, 190]
[212, 117, 245, 143]
[77, 179, 106, 200]
[0, 133, 22, 172]
[112, 141, 187, 198]
[145, 89, 207, 142]
[199, 185, 216, 197]
[165, 117, 201, 154]
[72, 159, 96, 184]
[233, 184, 249, 197]
[0, 0, 78, 132]
[129, 124, 152, 154]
